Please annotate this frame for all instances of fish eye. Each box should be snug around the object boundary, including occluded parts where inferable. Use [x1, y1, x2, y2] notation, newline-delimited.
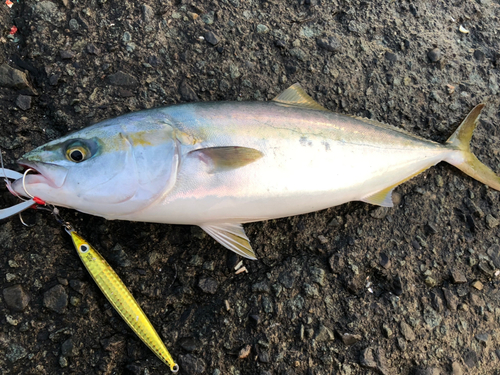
[79, 244, 89, 253]
[66, 145, 89, 163]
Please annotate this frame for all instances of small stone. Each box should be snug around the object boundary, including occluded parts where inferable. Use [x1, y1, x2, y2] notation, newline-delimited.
[316, 36, 342, 52]
[315, 324, 335, 342]
[252, 281, 270, 294]
[59, 356, 68, 368]
[178, 354, 206, 374]
[486, 214, 499, 229]
[463, 350, 478, 368]
[86, 44, 100, 55]
[360, 347, 390, 375]
[141, 4, 154, 23]
[451, 269, 467, 284]
[69, 18, 79, 31]
[309, 266, 325, 286]
[379, 253, 391, 269]
[101, 335, 126, 352]
[385, 51, 398, 62]
[178, 337, 197, 352]
[341, 333, 362, 345]
[397, 337, 407, 351]
[16, 95, 32, 110]
[229, 64, 240, 79]
[6, 344, 27, 363]
[258, 351, 270, 363]
[198, 277, 218, 294]
[61, 338, 79, 357]
[3, 285, 30, 312]
[107, 71, 138, 87]
[475, 333, 489, 346]
[451, 362, 463, 375]
[370, 207, 389, 219]
[43, 285, 68, 314]
[49, 72, 61, 86]
[487, 244, 500, 268]
[400, 321, 415, 341]
[238, 344, 251, 359]
[204, 31, 219, 46]
[60, 50, 75, 59]
[428, 48, 442, 62]
[473, 49, 485, 61]
[425, 276, 437, 288]
[179, 80, 199, 102]
[0, 64, 31, 90]
[108, 244, 131, 267]
[471, 280, 483, 291]
[256, 24, 269, 34]
[478, 260, 495, 276]
[382, 323, 393, 338]
[202, 11, 214, 25]
[290, 48, 307, 61]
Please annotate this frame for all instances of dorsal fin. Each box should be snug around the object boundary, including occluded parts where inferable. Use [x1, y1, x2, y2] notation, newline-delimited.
[272, 83, 328, 111]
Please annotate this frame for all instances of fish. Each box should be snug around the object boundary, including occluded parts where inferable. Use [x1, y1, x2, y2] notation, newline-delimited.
[67, 227, 179, 372]
[11, 84, 500, 259]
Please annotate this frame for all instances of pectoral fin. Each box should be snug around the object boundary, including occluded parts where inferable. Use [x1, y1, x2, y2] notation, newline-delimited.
[200, 222, 257, 259]
[191, 147, 263, 174]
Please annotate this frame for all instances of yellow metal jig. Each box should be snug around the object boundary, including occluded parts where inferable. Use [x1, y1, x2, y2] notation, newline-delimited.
[66, 226, 179, 373]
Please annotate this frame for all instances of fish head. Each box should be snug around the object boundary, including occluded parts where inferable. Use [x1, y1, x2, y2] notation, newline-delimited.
[12, 114, 180, 217]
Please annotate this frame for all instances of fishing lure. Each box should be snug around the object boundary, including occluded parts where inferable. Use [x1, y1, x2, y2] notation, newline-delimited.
[65, 224, 179, 373]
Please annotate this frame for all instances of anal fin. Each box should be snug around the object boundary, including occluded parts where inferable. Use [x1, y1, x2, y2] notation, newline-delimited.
[362, 187, 395, 207]
[200, 223, 257, 259]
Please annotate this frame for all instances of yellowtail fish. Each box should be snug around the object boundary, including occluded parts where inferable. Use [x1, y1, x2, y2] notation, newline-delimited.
[67, 227, 179, 372]
[11, 84, 500, 259]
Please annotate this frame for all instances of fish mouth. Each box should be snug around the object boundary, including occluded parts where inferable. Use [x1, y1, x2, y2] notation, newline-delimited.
[17, 160, 68, 189]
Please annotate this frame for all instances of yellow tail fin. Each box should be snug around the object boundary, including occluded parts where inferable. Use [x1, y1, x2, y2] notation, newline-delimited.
[445, 104, 500, 191]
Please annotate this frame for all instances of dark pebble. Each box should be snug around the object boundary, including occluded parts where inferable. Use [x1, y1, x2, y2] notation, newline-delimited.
[179, 80, 199, 102]
[43, 284, 68, 314]
[285, 61, 297, 75]
[108, 244, 131, 268]
[60, 50, 75, 59]
[61, 338, 79, 357]
[279, 271, 295, 289]
[69, 280, 86, 295]
[463, 349, 478, 368]
[478, 260, 495, 276]
[86, 43, 100, 55]
[379, 253, 391, 269]
[16, 95, 32, 110]
[451, 269, 467, 284]
[178, 337, 197, 352]
[107, 71, 138, 87]
[3, 285, 30, 312]
[473, 49, 485, 61]
[198, 277, 218, 294]
[178, 354, 206, 374]
[147, 55, 161, 67]
[487, 244, 500, 268]
[204, 31, 219, 46]
[49, 72, 61, 86]
[428, 48, 442, 62]
[118, 88, 134, 97]
[316, 36, 342, 52]
[258, 351, 270, 363]
[384, 51, 398, 62]
[249, 314, 260, 324]
[252, 281, 271, 294]
[275, 40, 286, 48]
[393, 275, 403, 296]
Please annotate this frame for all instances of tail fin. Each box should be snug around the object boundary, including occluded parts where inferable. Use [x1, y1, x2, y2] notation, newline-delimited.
[445, 104, 500, 191]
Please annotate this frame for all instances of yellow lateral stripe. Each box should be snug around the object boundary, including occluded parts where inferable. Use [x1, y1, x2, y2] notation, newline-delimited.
[69, 230, 179, 373]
